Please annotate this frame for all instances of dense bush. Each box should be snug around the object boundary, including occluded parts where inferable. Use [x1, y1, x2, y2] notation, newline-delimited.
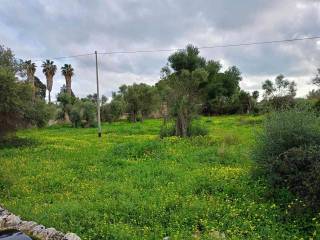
[314, 99, 320, 113]
[70, 100, 96, 128]
[56, 91, 75, 122]
[254, 108, 320, 164]
[0, 69, 29, 138]
[204, 96, 240, 115]
[101, 99, 125, 123]
[69, 103, 81, 127]
[272, 146, 320, 210]
[0, 68, 52, 137]
[159, 124, 175, 138]
[187, 122, 208, 137]
[24, 99, 55, 128]
[253, 107, 320, 210]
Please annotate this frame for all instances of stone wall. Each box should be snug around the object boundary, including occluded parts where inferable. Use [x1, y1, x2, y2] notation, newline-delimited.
[0, 205, 81, 240]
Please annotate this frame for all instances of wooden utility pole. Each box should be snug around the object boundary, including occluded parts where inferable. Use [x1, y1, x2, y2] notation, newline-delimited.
[95, 51, 102, 137]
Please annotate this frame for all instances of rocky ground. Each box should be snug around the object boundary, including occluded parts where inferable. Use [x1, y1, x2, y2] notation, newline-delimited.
[0, 205, 80, 240]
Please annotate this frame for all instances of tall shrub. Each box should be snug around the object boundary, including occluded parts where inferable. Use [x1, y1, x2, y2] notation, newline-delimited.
[253, 107, 320, 209]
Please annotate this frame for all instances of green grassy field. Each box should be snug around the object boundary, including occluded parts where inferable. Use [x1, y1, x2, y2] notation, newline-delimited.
[0, 116, 314, 239]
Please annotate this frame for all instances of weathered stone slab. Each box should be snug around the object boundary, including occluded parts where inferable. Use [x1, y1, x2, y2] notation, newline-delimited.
[0, 205, 81, 240]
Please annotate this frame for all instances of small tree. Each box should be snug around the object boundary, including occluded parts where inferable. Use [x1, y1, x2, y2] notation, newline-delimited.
[70, 100, 96, 128]
[0, 68, 32, 139]
[0, 45, 25, 76]
[118, 83, 158, 122]
[101, 94, 125, 123]
[262, 74, 296, 110]
[0, 46, 51, 139]
[84, 93, 108, 105]
[252, 90, 259, 101]
[165, 69, 208, 137]
[308, 89, 320, 100]
[160, 45, 209, 137]
[139, 85, 159, 121]
[56, 85, 76, 122]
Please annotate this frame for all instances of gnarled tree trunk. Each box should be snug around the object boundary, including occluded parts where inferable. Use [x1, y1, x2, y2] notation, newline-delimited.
[175, 112, 188, 137]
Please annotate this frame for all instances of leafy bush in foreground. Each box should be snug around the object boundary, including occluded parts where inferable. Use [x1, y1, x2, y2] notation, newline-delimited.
[253, 108, 320, 165]
[273, 146, 320, 210]
[314, 99, 320, 113]
[253, 107, 320, 210]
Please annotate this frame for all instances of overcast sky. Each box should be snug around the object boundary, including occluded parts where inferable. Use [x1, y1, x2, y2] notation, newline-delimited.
[1, 0, 320, 100]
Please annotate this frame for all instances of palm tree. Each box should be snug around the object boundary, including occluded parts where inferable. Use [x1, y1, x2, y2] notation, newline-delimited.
[61, 64, 74, 95]
[25, 60, 36, 99]
[41, 59, 57, 103]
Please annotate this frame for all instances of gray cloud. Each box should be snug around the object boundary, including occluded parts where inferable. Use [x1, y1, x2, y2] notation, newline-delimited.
[0, 0, 319, 99]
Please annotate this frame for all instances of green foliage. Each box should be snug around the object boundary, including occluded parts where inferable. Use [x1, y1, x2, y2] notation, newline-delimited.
[314, 99, 320, 113]
[101, 98, 126, 123]
[69, 103, 81, 127]
[253, 108, 320, 165]
[117, 83, 159, 122]
[168, 44, 206, 72]
[0, 116, 316, 239]
[261, 75, 297, 111]
[161, 44, 244, 130]
[307, 89, 320, 100]
[24, 98, 55, 128]
[34, 76, 46, 100]
[82, 94, 108, 105]
[0, 45, 25, 76]
[0, 68, 32, 138]
[0, 70, 52, 138]
[70, 100, 96, 128]
[159, 124, 175, 138]
[202, 65, 242, 115]
[0, 46, 53, 138]
[159, 121, 208, 138]
[110, 140, 165, 160]
[160, 65, 208, 137]
[204, 96, 239, 115]
[272, 146, 320, 210]
[56, 85, 76, 122]
[187, 122, 208, 137]
[253, 108, 320, 214]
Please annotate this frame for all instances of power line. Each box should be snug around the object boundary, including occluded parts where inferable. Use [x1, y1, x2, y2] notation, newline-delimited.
[99, 36, 320, 55]
[32, 52, 95, 62]
[29, 35, 320, 62]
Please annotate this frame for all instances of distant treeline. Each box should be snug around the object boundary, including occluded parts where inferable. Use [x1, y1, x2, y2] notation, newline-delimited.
[1, 44, 320, 139]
